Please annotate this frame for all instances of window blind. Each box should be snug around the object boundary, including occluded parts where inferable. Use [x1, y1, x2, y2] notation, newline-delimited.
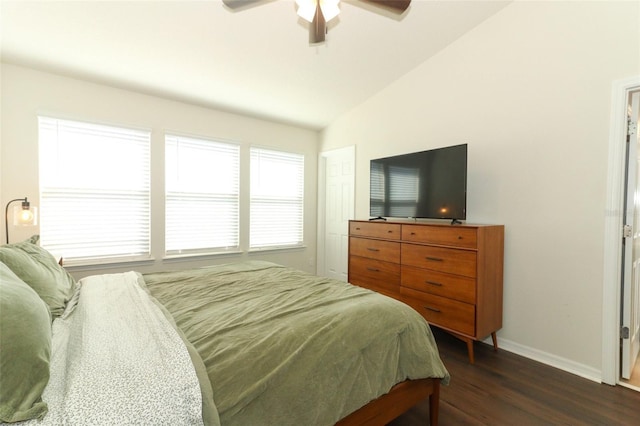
[38, 116, 151, 263]
[250, 147, 304, 249]
[165, 134, 240, 255]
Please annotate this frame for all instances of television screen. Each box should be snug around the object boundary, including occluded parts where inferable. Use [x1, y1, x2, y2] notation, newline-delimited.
[369, 144, 467, 221]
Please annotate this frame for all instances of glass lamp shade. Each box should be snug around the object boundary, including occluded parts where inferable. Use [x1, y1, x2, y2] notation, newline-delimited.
[296, 0, 340, 23]
[13, 205, 38, 226]
[320, 0, 340, 21]
[296, 0, 317, 22]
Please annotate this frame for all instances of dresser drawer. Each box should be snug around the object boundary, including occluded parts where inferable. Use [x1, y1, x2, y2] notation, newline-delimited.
[402, 224, 477, 249]
[350, 255, 400, 298]
[350, 222, 401, 240]
[401, 287, 475, 336]
[350, 237, 400, 263]
[401, 243, 476, 278]
[401, 265, 476, 304]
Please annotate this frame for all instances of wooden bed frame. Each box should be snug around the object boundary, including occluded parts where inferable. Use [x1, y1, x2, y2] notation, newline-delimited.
[336, 378, 440, 426]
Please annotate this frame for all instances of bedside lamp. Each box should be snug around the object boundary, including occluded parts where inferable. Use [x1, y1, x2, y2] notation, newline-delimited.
[5, 197, 38, 244]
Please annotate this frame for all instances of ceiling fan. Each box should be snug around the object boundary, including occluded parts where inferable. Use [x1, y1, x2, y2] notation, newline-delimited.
[222, 0, 411, 43]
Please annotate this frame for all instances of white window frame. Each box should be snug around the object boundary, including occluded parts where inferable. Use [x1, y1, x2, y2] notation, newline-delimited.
[165, 133, 240, 256]
[249, 147, 304, 251]
[38, 116, 151, 265]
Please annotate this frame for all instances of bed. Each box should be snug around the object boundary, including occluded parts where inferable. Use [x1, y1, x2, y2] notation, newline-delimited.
[0, 238, 449, 425]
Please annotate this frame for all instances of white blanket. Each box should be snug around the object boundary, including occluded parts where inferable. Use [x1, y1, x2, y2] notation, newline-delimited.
[34, 272, 204, 425]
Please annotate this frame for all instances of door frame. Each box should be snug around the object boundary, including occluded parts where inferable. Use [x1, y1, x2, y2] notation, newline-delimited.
[603, 76, 640, 385]
[621, 91, 640, 380]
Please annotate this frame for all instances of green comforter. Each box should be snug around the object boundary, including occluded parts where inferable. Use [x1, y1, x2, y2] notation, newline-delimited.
[143, 261, 449, 426]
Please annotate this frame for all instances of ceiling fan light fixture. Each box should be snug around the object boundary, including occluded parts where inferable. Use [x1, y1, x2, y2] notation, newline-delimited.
[224, 0, 408, 44]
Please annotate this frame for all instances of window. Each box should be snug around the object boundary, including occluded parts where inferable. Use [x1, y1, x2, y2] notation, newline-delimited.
[165, 134, 240, 255]
[38, 116, 151, 263]
[250, 147, 304, 249]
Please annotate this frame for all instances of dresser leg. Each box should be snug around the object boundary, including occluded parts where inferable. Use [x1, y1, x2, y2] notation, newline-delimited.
[491, 332, 499, 351]
[466, 338, 475, 364]
[442, 330, 476, 364]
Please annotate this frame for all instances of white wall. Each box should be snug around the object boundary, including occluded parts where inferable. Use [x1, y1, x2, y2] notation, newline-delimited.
[320, 1, 640, 377]
[1, 64, 319, 278]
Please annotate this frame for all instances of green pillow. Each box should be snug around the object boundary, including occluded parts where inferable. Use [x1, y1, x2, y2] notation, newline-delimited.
[0, 261, 51, 422]
[0, 237, 75, 319]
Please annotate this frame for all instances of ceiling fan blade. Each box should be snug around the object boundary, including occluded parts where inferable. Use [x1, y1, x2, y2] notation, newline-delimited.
[360, 0, 411, 13]
[310, 3, 326, 44]
[222, 0, 265, 10]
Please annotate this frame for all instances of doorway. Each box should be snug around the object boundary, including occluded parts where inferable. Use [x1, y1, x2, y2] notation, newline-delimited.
[603, 76, 640, 387]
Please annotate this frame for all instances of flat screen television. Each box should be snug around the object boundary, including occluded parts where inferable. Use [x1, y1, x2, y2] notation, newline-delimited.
[369, 143, 467, 221]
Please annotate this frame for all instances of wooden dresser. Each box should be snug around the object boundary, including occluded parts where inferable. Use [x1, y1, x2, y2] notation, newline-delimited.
[348, 220, 504, 363]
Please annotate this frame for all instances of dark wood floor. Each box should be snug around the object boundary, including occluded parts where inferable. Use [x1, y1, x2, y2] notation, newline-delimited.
[389, 328, 640, 425]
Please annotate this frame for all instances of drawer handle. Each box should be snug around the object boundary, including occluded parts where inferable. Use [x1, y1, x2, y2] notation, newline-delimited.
[458, 236, 463, 239]
[367, 248, 380, 252]
[356, 227, 361, 230]
[426, 280, 443, 287]
[366, 267, 380, 272]
[388, 230, 393, 233]
[411, 232, 416, 235]
[424, 306, 441, 313]
[425, 256, 443, 262]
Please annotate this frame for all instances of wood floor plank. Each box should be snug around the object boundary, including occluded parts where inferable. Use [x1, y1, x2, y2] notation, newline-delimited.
[389, 328, 640, 425]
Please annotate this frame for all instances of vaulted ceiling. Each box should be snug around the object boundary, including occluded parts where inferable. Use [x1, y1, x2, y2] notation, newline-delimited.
[1, 0, 510, 130]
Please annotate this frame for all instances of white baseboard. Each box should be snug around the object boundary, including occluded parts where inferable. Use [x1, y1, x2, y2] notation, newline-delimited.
[482, 336, 602, 384]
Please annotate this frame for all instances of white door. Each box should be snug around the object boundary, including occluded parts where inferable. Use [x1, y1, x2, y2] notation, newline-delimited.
[622, 90, 640, 379]
[318, 146, 355, 281]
